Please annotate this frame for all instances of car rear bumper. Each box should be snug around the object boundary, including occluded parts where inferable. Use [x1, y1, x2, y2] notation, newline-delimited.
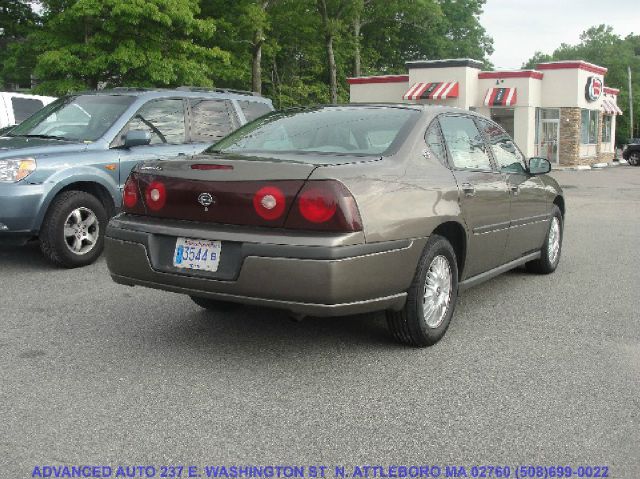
[105, 214, 427, 316]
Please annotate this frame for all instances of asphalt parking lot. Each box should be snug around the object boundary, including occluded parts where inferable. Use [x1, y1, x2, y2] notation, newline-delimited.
[1, 166, 639, 478]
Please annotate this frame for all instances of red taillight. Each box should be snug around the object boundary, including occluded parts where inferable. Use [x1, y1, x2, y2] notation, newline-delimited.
[298, 186, 337, 223]
[123, 177, 138, 209]
[285, 180, 363, 232]
[145, 181, 166, 211]
[253, 186, 286, 220]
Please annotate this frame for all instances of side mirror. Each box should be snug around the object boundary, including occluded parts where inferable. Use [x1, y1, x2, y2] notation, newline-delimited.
[528, 157, 551, 175]
[123, 130, 151, 148]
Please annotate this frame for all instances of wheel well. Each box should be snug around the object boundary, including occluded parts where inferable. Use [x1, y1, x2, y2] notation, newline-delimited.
[56, 182, 116, 217]
[553, 195, 565, 217]
[432, 221, 467, 278]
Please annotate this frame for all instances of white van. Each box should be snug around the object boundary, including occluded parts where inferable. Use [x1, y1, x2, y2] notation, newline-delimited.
[0, 92, 57, 129]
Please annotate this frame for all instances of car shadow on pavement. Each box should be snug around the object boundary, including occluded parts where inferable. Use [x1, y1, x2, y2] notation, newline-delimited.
[140, 267, 537, 353]
[160, 305, 403, 352]
[0, 243, 59, 272]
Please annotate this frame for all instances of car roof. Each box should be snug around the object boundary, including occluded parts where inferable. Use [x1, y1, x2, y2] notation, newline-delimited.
[69, 87, 273, 104]
[298, 103, 475, 115]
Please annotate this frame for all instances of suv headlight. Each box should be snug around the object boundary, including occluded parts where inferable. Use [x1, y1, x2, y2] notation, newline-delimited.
[0, 158, 37, 183]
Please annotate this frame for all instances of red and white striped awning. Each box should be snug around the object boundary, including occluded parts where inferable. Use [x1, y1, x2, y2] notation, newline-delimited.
[403, 82, 459, 100]
[601, 99, 622, 115]
[484, 88, 517, 106]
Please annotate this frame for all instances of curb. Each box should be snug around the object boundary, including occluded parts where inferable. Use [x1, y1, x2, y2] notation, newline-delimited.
[553, 160, 628, 171]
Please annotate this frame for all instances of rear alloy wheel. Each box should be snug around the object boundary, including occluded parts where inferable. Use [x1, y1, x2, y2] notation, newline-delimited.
[629, 152, 640, 166]
[526, 205, 563, 274]
[386, 235, 458, 347]
[40, 191, 107, 268]
[190, 295, 242, 312]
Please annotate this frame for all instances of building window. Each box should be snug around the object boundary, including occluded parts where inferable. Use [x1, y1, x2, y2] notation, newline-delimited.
[490, 108, 514, 138]
[602, 115, 612, 143]
[581, 109, 599, 144]
[535, 108, 559, 145]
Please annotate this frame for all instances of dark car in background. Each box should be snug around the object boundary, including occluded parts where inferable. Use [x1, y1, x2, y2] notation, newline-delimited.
[105, 105, 564, 347]
[0, 87, 273, 267]
[623, 139, 640, 166]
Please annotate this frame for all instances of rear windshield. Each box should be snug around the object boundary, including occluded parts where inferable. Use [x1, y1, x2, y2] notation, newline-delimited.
[212, 107, 418, 158]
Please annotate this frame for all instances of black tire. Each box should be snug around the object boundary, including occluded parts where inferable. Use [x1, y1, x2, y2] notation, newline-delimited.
[386, 235, 459, 347]
[629, 152, 640, 166]
[190, 295, 242, 312]
[39, 191, 107, 268]
[526, 205, 563, 274]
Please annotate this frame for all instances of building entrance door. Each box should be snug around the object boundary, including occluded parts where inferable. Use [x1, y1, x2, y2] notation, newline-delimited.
[538, 120, 559, 164]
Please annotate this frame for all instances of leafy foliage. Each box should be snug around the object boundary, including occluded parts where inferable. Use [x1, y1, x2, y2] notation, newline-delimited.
[524, 25, 640, 143]
[0, 0, 40, 87]
[1, 0, 494, 106]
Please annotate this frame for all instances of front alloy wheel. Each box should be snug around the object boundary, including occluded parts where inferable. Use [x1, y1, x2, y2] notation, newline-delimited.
[40, 191, 107, 268]
[526, 205, 563, 274]
[63, 207, 100, 255]
[629, 152, 640, 166]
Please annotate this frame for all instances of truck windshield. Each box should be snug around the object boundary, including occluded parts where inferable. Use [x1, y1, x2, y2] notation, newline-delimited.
[9, 95, 135, 142]
[211, 106, 419, 159]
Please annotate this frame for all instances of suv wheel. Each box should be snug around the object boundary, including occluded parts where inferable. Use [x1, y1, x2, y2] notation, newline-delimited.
[386, 235, 459, 347]
[629, 152, 640, 166]
[40, 191, 107, 268]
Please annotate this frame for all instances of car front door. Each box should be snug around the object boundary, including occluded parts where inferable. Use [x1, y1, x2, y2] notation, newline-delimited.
[477, 118, 549, 262]
[114, 98, 190, 189]
[438, 114, 511, 278]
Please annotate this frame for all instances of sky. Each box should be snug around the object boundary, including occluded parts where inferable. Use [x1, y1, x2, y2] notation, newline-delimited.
[480, 0, 639, 70]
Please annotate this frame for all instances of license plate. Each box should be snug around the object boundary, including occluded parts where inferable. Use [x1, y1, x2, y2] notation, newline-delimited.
[173, 237, 221, 272]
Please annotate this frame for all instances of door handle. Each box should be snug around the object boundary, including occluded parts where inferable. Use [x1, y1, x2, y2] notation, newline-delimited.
[510, 185, 520, 196]
[461, 183, 476, 197]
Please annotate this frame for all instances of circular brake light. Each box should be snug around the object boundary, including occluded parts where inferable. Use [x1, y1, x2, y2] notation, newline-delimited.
[145, 181, 166, 211]
[253, 186, 285, 220]
[298, 187, 337, 223]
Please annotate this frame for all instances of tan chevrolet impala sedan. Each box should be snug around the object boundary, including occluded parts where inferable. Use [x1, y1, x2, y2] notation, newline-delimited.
[105, 105, 564, 346]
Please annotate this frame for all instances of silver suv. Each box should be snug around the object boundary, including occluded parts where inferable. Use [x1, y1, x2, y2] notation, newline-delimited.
[0, 87, 273, 267]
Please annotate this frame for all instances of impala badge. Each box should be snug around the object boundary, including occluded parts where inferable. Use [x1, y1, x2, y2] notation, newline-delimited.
[198, 192, 215, 211]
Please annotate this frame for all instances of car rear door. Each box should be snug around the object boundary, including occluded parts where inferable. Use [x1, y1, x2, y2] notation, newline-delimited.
[115, 98, 191, 188]
[438, 114, 511, 278]
[187, 98, 242, 155]
[476, 118, 549, 262]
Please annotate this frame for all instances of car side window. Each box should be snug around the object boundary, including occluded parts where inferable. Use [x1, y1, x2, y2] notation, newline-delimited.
[477, 118, 526, 174]
[190, 99, 239, 142]
[125, 99, 186, 145]
[238, 100, 272, 123]
[425, 120, 448, 166]
[439, 115, 492, 171]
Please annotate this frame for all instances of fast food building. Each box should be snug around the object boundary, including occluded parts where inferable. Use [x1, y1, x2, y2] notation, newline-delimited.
[347, 59, 622, 165]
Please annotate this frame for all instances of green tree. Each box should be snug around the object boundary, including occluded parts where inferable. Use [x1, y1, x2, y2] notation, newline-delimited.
[523, 25, 640, 143]
[435, 0, 493, 66]
[31, 0, 230, 95]
[200, 0, 279, 95]
[0, 0, 39, 88]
